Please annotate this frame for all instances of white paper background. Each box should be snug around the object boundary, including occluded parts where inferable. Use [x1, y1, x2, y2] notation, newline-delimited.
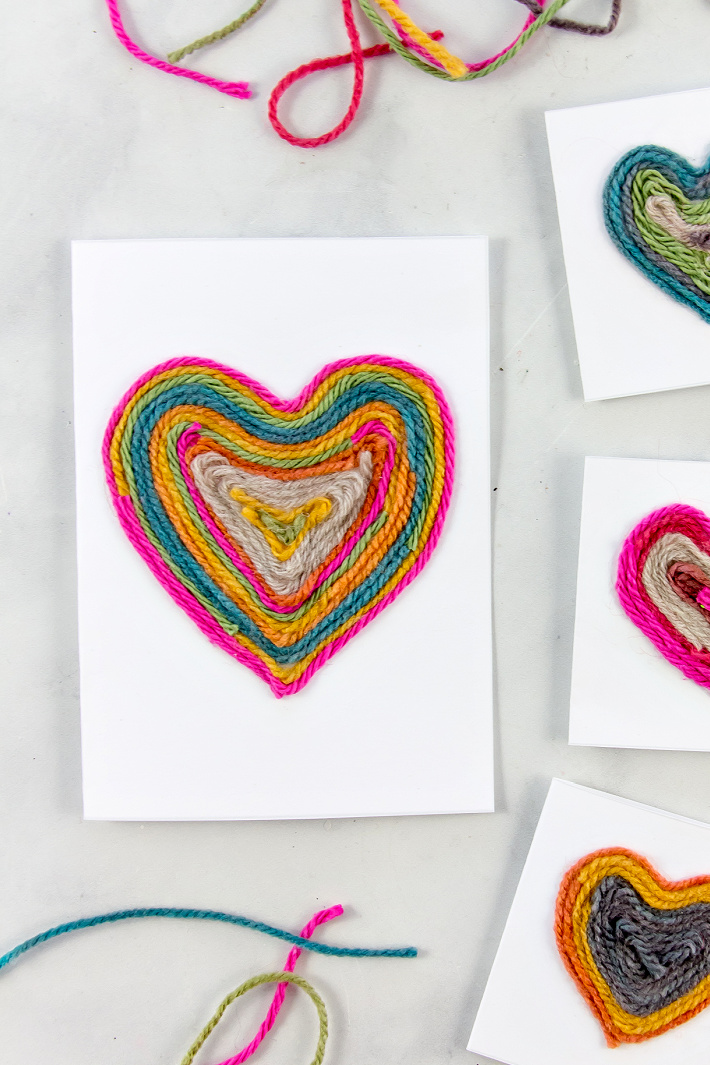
[72, 237, 493, 820]
[569, 455, 710, 750]
[468, 779, 710, 1065]
[546, 86, 710, 402]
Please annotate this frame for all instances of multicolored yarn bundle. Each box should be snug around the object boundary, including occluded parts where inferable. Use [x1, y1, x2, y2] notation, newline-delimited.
[0, 903, 417, 1063]
[104, 355, 454, 697]
[616, 503, 710, 689]
[556, 848, 710, 1046]
[104, 0, 621, 147]
[604, 145, 710, 323]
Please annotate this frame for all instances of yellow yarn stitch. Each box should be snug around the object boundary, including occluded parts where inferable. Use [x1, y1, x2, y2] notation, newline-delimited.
[231, 489, 332, 562]
[372, 0, 468, 78]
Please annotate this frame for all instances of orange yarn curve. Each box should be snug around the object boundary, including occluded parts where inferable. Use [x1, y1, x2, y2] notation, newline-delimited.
[555, 847, 710, 1046]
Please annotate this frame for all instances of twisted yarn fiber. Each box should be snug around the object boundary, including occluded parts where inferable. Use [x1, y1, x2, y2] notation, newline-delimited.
[0, 905, 417, 1064]
[555, 849, 710, 1046]
[603, 145, 710, 323]
[182, 972, 328, 1065]
[616, 504, 710, 689]
[105, 0, 621, 148]
[104, 356, 455, 697]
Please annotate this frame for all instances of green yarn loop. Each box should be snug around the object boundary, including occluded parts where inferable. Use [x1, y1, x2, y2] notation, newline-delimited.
[181, 971, 328, 1065]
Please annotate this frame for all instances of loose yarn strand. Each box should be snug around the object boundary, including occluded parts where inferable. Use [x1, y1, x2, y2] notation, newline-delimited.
[267, 24, 445, 147]
[268, 0, 365, 148]
[515, 0, 621, 36]
[219, 905, 342, 1065]
[0, 905, 415, 1064]
[354, 0, 575, 81]
[104, 0, 251, 99]
[182, 972, 328, 1065]
[167, 0, 271, 64]
[103, 0, 621, 144]
[0, 907, 417, 971]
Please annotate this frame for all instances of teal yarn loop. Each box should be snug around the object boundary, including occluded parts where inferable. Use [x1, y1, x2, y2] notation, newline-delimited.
[0, 907, 417, 973]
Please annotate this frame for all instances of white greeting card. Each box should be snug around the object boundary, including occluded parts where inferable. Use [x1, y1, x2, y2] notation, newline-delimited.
[468, 779, 710, 1065]
[569, 455, 710, 751]
[72, 237, 493, 820]
[546, 86, 710, 402]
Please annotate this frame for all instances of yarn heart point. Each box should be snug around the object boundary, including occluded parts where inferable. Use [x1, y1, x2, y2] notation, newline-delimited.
[604, 145, 710, 322]
[556, 849, 710, 1046]
[104, 356, 454, 697]
[616, 503, 710, 689]
[231, 487, 333, 561]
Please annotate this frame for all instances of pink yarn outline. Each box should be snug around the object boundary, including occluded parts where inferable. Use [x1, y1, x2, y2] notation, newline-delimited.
[217, 904, 343, 1065]
[103, 355, 456, 698]
[616, 503, 710, 689]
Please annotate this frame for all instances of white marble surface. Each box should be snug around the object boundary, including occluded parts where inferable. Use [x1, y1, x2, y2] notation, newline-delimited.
[2, 1, 710, 1063]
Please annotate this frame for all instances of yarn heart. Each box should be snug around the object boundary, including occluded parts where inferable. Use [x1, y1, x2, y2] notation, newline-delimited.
[103, 355, 454, 697]
[556, 848, 710, 1046]
[603, 145, 710, 322]
[616, 503, 710, 689]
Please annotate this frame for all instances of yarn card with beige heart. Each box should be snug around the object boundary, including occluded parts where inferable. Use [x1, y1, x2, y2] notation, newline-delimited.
[569, 456, 710, 752]
[546, 86, 710, 402]
[72, 237, 494, 821]
[468, 779, 710, 1065]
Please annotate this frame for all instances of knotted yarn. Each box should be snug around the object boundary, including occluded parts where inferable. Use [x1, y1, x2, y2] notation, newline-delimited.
[556, 848, 710, 1045]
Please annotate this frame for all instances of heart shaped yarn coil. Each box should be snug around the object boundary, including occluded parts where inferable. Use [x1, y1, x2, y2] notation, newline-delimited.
[555, 848, 710, 1046]
[604, 146, 710, 323]
[104, 355, 454, 697]
[616, 503, 710, 689]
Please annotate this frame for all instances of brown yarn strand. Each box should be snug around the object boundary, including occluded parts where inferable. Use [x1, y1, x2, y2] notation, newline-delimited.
[514, 0, 621, 36]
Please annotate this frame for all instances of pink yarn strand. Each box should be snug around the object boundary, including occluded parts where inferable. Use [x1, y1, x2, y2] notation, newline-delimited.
[217, 905, 343, 1065]
[104, 0, 251, 99]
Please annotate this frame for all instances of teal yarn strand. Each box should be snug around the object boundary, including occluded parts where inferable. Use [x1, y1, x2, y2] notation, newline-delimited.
[0, 907, 417, 973]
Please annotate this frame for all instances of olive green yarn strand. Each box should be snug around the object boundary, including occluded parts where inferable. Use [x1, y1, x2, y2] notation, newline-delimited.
[180, 971, 328, 1065]
[355, 0, 573, 81]
[632, 170, 710, 296]
[167, 0, 272, 63]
